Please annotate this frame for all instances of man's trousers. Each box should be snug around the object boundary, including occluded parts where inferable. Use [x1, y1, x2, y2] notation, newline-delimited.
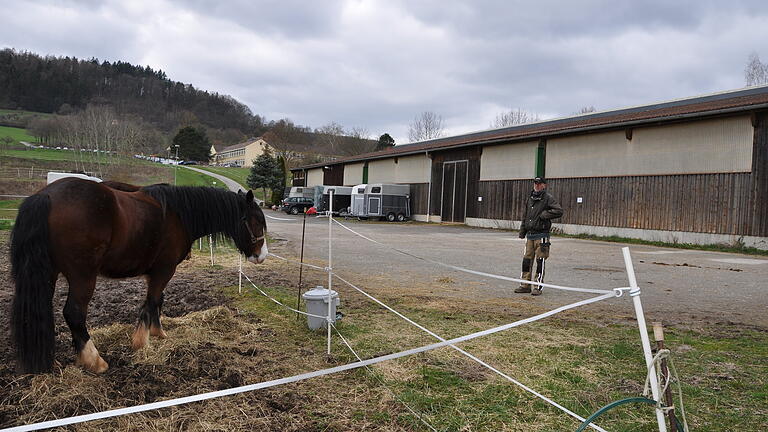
[520, 237, 550, 290]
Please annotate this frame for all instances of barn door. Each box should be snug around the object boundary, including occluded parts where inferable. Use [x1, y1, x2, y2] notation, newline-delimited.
[441, 160, 468, 222]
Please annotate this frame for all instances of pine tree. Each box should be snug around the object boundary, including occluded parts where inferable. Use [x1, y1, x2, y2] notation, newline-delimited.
[247, 150, 283, 205]
[172, 126, 211, 162]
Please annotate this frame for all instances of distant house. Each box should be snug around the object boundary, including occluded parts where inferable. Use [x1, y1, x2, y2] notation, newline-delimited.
[209, 144, 220, 163]
[215, 137, 271, 167]
[215, 136, 347, 168]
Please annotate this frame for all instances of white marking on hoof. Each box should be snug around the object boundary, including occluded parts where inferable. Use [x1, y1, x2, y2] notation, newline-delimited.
[131, 322, 150, 350]
[150, 325, 168, 339]
[76, 340, 109, 373]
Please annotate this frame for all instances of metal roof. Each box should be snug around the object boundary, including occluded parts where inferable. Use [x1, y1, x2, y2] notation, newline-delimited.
[292, 85, 768, 171]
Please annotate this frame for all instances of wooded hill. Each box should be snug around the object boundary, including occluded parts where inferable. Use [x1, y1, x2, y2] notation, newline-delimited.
[0, 48, 265, 135]
[0, 49, 387, 159]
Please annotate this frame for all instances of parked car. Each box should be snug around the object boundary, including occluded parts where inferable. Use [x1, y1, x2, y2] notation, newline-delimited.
[179, 160, 198, 165]
[280, 197, 314, 215]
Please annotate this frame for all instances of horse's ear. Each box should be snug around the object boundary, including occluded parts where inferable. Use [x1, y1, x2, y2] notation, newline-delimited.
[238, 189, 244, 196]
[246, 190, 254, 203]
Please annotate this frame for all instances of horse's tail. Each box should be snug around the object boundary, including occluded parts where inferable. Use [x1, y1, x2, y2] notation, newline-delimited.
[10, 193, 56, 373]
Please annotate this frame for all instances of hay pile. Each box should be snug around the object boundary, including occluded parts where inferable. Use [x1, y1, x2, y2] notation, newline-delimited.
[1, 306, 407, 431]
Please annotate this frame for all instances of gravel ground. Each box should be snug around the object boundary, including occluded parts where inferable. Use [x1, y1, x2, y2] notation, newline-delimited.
[263, 211, 768, 328]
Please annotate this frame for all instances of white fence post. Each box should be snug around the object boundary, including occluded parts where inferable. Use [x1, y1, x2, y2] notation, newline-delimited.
[622, 247, 668, 432]
[327, 190, 334, 355]
[209, 235, 215, 266]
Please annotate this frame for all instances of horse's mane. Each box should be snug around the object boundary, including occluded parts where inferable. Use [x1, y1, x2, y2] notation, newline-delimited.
[141, 184, 245, 242]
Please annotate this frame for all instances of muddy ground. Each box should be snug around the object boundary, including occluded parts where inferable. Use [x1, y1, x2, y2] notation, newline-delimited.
[1, 226, 765, 431]
[0, 232, 313, 430]
[0, 231, 411, 431]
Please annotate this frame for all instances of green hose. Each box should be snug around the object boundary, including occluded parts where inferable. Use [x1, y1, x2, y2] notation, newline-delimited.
[575, 397, 684, 432]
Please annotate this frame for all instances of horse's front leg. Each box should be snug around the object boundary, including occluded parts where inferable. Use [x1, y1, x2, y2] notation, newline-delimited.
[132, 270, 174, 350]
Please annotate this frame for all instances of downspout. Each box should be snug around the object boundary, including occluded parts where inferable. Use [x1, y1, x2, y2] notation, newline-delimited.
[426, 150, 432, 222]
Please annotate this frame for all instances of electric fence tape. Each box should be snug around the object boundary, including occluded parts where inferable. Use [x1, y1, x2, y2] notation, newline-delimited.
[332, 219, 613, 295]
[1, 293, 613, 432]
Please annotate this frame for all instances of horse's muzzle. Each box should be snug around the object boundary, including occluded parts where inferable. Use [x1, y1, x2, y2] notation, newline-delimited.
[248, 242, 268, 264]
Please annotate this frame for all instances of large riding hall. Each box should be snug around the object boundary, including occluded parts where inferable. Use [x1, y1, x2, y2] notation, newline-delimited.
[292, 85, 768, 249]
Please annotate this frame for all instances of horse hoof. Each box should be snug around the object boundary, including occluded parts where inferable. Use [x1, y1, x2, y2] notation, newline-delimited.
[131, 324, 150, 350]
[76, 340, 109, 373]
[150, 327, 168, 339]
[92, 357, 109, 374]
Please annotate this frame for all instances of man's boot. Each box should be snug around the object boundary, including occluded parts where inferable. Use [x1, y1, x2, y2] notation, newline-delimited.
[514, 285, 531, 293]
[515, 258, 533, 293]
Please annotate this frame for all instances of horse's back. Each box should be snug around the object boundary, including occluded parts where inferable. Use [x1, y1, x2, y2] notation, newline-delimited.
[102, 180, 142, 192]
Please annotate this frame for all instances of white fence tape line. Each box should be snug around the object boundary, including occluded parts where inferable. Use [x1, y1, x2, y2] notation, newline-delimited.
[240, 272, 327, 320]
[333, 273, 610, 432]
[331, 323, 439, 432]
[332, 219, 612, 295]
[0, 194, 29, 198]
[269, 253, 326, 272]
[265, 214, 295, 221]
[1, 293, 613, 432]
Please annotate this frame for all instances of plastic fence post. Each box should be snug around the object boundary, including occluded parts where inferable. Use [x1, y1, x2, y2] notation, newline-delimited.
[327, 189, 334, 355]
[622, 247, 667, 432]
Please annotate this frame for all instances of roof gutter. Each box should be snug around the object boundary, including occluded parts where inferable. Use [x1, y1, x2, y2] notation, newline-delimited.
[292, 103, 768, 171]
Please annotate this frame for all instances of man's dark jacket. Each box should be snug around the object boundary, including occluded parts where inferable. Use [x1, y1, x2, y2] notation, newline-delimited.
[519, 190, 564, 237]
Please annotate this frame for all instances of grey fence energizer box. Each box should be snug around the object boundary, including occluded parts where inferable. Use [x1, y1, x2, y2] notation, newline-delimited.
[302, 286, 340, 330]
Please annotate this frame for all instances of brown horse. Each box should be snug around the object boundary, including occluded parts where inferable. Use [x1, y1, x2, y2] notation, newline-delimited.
[10, 178, 268, 374]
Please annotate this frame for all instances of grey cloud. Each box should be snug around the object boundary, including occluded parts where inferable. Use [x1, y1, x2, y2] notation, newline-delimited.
[2, 0, 768, 143]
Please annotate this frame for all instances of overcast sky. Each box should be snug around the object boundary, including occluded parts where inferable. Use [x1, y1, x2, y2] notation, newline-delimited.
[2, 0, 768, 143]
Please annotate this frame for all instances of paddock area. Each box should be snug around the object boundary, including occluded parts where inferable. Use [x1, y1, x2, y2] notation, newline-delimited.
[266, 213, 768, 328]
[1, 213, 766, 431]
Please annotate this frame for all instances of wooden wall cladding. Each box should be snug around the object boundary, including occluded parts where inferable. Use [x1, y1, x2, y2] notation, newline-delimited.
[477, 173, 760, 236]
[409, 183, 429, 215]
[323, 165, 344, 186]
[429, 147, 481, 217]
[751, 111, 768, 237]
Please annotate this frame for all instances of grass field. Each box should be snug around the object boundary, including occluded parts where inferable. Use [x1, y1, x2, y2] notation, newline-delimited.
[221, 253, 768, 431]
[174, 166, 229, 188]
[192, 165, 250, 188]
[0, 198, 21, 228]
[2, 147, 120, 163]
[0, 126, 36, 145]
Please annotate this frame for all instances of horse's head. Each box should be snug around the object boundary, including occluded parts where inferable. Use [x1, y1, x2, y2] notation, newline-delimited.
[237, 190, 268, 264]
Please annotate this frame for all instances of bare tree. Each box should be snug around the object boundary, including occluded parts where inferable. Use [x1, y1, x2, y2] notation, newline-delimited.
[342, 127, 376, 156]
[575, 106, 596, 114]
[745, 52, 768, 86]
[491, 108, 540, 128]
[317, 121, 346, 153]
[408, 111, 445, 142]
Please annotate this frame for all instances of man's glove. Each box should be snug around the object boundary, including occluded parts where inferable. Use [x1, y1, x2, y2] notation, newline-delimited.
[518, 231, 526, 239]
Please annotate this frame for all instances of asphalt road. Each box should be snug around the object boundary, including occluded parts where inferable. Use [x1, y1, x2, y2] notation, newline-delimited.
[263, 210, 768, 328]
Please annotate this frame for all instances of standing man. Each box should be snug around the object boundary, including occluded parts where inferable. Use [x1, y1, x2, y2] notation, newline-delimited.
[515, 177, 563, 296]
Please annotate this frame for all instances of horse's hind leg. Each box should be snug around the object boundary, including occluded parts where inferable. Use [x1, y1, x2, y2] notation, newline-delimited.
[132, 270, 173, 350]
[63, 274, 108, 373]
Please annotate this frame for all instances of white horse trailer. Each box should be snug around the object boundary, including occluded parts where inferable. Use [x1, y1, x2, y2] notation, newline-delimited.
[316, 186, 353, 215]
[350, 183, 410, 221]
[285, 186, 315, 200]
[350, 184, 367, 217]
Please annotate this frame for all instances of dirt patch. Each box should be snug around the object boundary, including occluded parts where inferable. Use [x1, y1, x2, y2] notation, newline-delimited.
[0, 232, 228, 378]
[639, 260, 744, 272]
[0, 233, 410, 431]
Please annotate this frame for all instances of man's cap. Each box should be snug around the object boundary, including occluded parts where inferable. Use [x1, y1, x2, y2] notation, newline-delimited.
[533, 177, 547, 183]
